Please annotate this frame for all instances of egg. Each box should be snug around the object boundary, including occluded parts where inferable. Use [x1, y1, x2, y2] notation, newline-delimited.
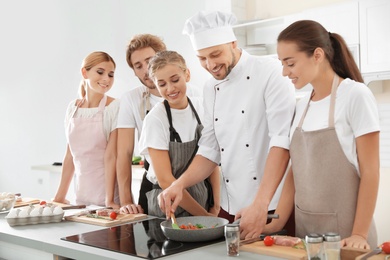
[19, 208, 30, 218]
[7, 208, 20, 218]
[53, 206, 64, 215]
[30, 207, 42, 217]
[42, 207, 53, 216]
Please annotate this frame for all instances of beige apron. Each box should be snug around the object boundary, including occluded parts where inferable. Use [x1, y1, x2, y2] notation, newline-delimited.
[146, 98, 209, 217]
[290, 75, 377, 248]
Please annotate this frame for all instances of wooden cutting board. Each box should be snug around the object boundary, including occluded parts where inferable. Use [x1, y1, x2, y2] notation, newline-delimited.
[65, 213, 147, 227]
[240, 240, 307, 260]
[14, 198, 40, 208]
[355, 251, 387, 260]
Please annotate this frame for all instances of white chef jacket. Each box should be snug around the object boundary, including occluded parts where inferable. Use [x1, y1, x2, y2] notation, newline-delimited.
[197, 50, 296, 214]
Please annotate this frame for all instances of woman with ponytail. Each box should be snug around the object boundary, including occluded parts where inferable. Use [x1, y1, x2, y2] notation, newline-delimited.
[264, 20, 379, 249]
[53, 51, 120, 208]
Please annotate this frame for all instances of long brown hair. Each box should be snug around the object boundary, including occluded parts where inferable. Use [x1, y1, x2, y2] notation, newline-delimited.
[278, 20, 363, 83]
[79, 51, 116, 98]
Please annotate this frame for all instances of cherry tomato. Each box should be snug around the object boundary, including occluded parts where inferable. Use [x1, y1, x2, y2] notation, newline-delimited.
[263, 236, 274, 246]
[381, 241, 390, 254]
[109, 211, 117, 220]
[139, 160, 144, 166]
[40, 200, 47, 206]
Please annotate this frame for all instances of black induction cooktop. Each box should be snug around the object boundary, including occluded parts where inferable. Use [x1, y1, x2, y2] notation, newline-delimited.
[61, 218, 224, 259]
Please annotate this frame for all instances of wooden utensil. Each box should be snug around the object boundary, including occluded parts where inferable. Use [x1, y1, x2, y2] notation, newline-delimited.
[170, 213, 180, 229]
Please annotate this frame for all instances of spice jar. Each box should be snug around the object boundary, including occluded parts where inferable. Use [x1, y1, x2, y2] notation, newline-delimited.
[224, 224, 240, 256]
[305, 233, 324, 260]
[323, 232, 341, 260]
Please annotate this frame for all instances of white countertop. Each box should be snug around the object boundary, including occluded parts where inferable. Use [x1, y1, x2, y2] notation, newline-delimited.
[0, 212, 282, 260]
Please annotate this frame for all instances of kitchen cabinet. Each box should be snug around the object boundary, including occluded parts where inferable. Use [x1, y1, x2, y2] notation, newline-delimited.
[234, 1, 359, 57]
[359, 0, 390, 74]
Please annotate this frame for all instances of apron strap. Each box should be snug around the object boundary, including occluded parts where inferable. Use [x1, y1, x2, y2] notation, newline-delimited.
[164, 100, 182, 143]
[163, 97, 201, 143]
[97, 95, 108, 112]
[298, 74, 339, 128]
[140, 90, 151, 120]
[187, 97, 202, 125]
[328, 74, 339, 128]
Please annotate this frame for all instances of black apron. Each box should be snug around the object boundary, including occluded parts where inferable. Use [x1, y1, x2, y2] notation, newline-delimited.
[146, 98, 210, 217]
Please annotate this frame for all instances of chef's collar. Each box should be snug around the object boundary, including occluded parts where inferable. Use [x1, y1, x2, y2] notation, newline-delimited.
[224, 49, 249, 81]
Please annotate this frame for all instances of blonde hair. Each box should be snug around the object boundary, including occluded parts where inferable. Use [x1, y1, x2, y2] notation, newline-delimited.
[126, 34, 166, 69]
[148, 50, 187, 80]
[79, 51, 116, 98]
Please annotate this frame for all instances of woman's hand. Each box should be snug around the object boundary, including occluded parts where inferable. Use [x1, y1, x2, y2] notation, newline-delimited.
[120, 204, 144, 214]
[341, 234, 370, 249]
[52, 198, 70, 205]
[106, 201, 120, 210]
[208, 205, 220, 217]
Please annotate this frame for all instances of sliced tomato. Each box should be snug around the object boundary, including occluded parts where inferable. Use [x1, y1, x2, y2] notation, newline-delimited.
[40, 200, 47, 206]
[109, 211, 118, 220]
[264, 236, 274, 246]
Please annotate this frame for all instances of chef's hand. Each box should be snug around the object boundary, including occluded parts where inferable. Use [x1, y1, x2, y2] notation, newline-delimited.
[158, 181, 184, 219]
[341, 234, 370, 249]
[120, 204, 144, 214]
[235, 204, 268, 240]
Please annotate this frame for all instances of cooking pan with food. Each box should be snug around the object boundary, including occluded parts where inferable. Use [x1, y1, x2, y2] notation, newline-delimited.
[160, 216, 229, 242]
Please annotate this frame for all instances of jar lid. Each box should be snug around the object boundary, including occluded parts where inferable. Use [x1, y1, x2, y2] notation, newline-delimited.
[225, 224, 239, 231]
[305, 233, 323, 243]
[323, 232, 341, 242]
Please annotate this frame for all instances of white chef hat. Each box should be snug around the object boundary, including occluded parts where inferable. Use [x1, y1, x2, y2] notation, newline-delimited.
[183, 10, 237, 51]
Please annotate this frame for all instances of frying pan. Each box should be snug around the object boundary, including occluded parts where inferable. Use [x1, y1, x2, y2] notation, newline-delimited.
[160, 216, 229, 242]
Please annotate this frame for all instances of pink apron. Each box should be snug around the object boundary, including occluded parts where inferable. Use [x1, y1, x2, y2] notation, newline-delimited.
[68, 95, 108, 206]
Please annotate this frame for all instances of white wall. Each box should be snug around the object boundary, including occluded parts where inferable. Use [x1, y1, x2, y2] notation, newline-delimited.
[0, 0, 214, 197]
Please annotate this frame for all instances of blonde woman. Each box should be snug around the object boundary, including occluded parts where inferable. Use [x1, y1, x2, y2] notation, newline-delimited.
[138, 50, 220, 217]
[53, 51, 120, 208]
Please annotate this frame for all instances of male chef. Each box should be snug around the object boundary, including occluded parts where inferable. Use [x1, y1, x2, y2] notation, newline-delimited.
[158, 10, 296, 239]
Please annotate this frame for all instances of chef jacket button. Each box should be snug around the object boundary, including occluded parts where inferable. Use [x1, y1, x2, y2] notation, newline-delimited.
[217, 87, 220, 91]
[247, 76, 250, 80]
[215, 118, 218, 121]
[242, 110, 244, 113]
[226, 179, 229, 183]
[219, 163, 221, 166]
[253, 177, 257, 180]
[246, 144, 249, 147]
[221, 148, 224, 152]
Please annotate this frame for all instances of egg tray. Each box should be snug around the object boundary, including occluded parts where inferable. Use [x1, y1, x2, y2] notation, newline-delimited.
[5, 212, 65, 226]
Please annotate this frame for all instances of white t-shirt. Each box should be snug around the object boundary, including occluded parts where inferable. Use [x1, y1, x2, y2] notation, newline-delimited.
[64, 99, 119, 141]
[116, 85, 163, 140]
[291, 78, 380, 174]
[138, 97, 204, 184]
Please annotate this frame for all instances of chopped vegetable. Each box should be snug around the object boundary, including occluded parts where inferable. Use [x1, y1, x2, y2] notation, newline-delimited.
[178, 223, 218, 230]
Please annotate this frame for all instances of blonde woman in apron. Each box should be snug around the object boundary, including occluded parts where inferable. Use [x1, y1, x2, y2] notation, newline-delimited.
[53, 51, 120, 208]
[138, 50, 220, 218]
[263, 20, 379, 249]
